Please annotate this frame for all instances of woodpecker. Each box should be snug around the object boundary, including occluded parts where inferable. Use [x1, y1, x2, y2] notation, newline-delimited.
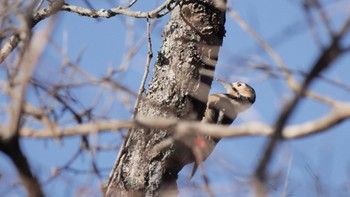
[190, 80, 256, 178]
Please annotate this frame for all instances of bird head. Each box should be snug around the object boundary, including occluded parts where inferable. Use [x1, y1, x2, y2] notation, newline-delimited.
[217, 79, 256, 111]
[230, 82, 256, 104]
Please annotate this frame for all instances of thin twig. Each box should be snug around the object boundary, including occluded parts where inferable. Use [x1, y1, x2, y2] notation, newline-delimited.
[255, 15, 350, 181]
[0, 0, 175, 64]
[132, 18, 153, 117]
[282, 154, 293, 197]
[227, 8, 294, 84]
[0, 0, 64, 63]
[105, 18, 153, 195]
[0, 13, 54, 197]
[121, 0, 139, 9]
[227, 5, 350, 185]
[313, 0, 335, 37]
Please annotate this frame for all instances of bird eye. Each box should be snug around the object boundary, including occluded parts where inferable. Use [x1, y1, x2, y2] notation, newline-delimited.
[237, 83, 242, 87]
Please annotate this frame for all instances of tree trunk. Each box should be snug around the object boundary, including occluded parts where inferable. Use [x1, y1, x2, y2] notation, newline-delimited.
[107, 1, 226, 196]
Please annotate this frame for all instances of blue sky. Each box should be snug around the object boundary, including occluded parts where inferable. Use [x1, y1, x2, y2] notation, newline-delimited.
[1, 0, 350, 196]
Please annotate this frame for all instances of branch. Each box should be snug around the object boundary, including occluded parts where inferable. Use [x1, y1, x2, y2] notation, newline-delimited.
[19, 120, 134, 138]
[0, 15, 57, 197]
[227, 8, 347, 106]
[0, 139, 44, 197]
[132, 18, 153, 117]
[0, 0, 64, 64]
[0, 0, 175, 64]
[227, 8, 295, 85]
[227, 5, 350, 182]
[256, 15, 350, 181]
[61, 0, 175, 19]
[18, 101, 350, 139]
[105, 18, 153, 194]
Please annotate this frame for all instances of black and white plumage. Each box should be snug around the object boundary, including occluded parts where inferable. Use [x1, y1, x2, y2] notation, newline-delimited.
[190, 80, 256, 178]
[203, 81, 256, 125]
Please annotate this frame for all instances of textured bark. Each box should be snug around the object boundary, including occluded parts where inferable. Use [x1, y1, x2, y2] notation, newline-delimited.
[108, 1, 226, 196]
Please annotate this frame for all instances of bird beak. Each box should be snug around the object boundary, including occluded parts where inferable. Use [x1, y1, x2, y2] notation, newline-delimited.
[216, 78, 232, 92]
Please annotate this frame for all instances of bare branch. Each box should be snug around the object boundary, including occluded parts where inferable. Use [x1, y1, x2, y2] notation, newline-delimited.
[133, 18, 153, 117]
[0, 139, 44, 197]
[61, 0, 176, 19]
[256, 15, 350, 181]
[19, 120, 134, 138]
[227, 4, 350, 183]
[227, 8, 295, 85]
[0, 0, 174, 64]
[0, 0, 64, 64]
[105, 18, 153, 194]
[0, 14, 57, 197]
[18, 100, 350, 140]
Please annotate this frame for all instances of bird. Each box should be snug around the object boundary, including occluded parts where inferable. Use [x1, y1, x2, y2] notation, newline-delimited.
[190, 80, 256, 178]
